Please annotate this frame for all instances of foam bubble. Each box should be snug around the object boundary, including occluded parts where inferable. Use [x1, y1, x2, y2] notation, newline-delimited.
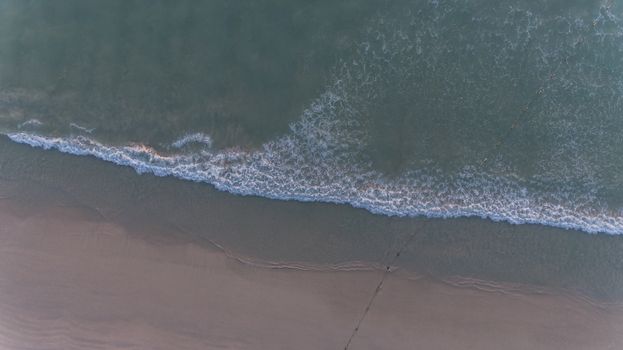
[18, 119, 43, 129]
[171, 133, 213, 149]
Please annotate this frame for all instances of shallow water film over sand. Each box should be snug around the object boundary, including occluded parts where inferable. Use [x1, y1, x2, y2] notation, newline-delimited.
[1, 1, 623, 349]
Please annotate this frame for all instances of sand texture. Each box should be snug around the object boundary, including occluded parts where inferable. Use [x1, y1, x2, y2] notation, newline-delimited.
[1, 199, 622, 350]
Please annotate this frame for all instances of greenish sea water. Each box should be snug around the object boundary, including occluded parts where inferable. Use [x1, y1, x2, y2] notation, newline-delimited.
[1, 0, 622, 234]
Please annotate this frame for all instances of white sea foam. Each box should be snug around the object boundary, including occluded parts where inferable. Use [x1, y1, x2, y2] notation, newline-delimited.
[69, 123, 96, 134]
[171, 133, 213, 149]
[5, 88, 623, 235]
[18, 119, 43, 129]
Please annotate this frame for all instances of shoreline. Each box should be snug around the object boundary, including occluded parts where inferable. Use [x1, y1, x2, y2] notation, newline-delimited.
[1, 134, 623, 348]
[1, 136, 623, 301]
[6, 131, 622, 236]
[1, 198, 622, 349]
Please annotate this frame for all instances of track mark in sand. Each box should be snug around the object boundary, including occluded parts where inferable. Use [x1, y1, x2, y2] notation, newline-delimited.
[343, 229, 420, 350]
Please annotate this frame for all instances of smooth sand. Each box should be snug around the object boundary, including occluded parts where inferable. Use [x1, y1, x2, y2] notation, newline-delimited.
[1, 199, 622, 350]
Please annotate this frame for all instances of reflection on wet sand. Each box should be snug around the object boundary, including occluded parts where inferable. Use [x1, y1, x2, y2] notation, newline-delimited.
[1, 198, 622, 350]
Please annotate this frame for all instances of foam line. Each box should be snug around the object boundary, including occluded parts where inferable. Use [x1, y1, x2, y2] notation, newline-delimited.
[5, 120, 622, 235]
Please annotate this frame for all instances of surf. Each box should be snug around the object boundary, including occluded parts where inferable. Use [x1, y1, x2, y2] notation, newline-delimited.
[5, 90, 623, 235]
[2, 1, 622, 235]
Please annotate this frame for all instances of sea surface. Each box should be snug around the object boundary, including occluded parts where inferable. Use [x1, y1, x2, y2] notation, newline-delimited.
[1, 0, 622, 234]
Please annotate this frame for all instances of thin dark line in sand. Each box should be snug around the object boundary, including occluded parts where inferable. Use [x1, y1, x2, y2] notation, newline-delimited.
[343, 229, 420, 350]
[168, 221, 380, 272]
[439, 275, 622, 311]
[440, 275, 549, 297]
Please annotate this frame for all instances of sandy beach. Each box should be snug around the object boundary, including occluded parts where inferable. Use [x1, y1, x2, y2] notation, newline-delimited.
[1, 194, 622, 350]
[1, 138, 623, 349]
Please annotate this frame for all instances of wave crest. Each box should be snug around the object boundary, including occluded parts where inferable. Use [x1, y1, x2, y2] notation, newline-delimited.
[6, 87, 623, 234]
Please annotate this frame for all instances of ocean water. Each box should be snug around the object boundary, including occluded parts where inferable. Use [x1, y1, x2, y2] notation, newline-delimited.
[1, 0, 622, 234]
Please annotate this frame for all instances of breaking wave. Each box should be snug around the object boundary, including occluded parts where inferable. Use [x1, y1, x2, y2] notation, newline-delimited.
[5, 87, 623, 234]
[2, 1, 623, 235]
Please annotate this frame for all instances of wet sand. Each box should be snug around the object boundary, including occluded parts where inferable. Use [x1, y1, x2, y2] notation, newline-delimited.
[2, 136, 623, 301]
[1, 137, 623, 348]
[1, 193, 623, 349]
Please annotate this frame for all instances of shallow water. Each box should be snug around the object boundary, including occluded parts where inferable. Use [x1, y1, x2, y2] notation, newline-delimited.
[1, 0, 622, 234]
